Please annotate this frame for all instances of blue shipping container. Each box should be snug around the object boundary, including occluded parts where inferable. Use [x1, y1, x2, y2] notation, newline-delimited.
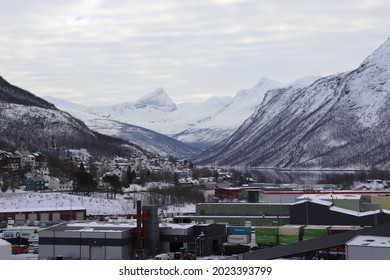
[227, 226, 251, 235]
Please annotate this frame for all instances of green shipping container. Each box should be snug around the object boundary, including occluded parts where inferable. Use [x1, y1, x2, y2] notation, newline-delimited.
[302, 235, 317, 241]
[303, 226, 329, 238]
[255, 235, 278, 244]
[279, 235, 300, 244]
[255, 226, 278, 236]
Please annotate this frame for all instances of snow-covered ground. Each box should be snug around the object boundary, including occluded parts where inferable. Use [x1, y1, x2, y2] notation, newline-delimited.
[0, 186, 197, 260]
[0, 187, 196, 217]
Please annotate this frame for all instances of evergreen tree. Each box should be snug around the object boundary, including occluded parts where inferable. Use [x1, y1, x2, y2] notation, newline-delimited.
[73, 168, 96, 195]
[103, 174, 122, 199]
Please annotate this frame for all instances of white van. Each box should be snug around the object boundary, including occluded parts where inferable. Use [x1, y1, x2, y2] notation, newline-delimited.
[153, 253, 170, 260]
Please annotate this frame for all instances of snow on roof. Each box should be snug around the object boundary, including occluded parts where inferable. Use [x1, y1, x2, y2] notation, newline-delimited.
[347, 235, 390, 248]
[159, 222, 195, 229]
[304, 225, 330, 229]
[0, 207, 86, 213]
[297, 194, 361, 200]
[311, 198, 333, 206]
[291, 199, 332, 206]
[65, 221, 137, 230]
[329, 206, 380, 217]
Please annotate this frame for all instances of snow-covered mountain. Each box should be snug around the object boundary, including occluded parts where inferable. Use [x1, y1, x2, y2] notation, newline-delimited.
[194, 38, 390, 169]
[44, 95, 201, 159]
[78, 118, 200, 159]
[47, 76, 318, 150]
[100, 87, 178, 114]
[173, 77, 283, 147]
[0, 76, 148, 159]
[45, 91, 234, 150]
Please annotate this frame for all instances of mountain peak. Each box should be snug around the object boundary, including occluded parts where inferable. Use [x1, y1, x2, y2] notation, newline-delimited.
[359, 37, 390, 70]
[252, 76, 281, 89]
[136, 87, 177, 112]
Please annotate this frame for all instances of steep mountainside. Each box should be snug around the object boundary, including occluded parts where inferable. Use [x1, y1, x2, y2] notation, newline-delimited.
[195, 38, 390, 169]
[75, 117, 200, 159]
[173, 77, 283, 147]
[0, 77, 148, 159]
[0, 76, 55, 109]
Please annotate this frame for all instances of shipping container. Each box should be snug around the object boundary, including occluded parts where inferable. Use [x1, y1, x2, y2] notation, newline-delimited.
[227, 226, 251, 235]
[255, 235, 278, 244]
[303, 226, 329, 238]
[278, 235, 300, 244]
[278, 225, 304, 236]
[255, 226, 278, 236]
[227, 234, 251, 244]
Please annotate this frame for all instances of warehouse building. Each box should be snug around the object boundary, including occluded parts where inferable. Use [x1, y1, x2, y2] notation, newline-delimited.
[38, 200, 226, 260]
[346, 235, 390, 260]
[39, 221, 136, 260]
[193, 224, 226, 256]
[38, 220, 226, 259]
[290, 200, 390, 226]
[183, 203, 290, 226]
[160, 222, 194, 253]
[0, 207, 86, 225]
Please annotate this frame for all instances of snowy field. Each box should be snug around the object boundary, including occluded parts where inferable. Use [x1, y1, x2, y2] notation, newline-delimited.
[0, 188, 196, 217]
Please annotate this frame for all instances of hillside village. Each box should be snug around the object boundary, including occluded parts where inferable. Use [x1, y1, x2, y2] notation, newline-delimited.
[1, 148, 205, 190]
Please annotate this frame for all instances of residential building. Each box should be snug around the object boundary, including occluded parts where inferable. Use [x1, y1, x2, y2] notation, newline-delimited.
[25, 176, 46, 192]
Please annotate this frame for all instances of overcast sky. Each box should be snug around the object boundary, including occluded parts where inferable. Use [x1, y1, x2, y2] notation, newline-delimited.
[0, 0, 389, 105]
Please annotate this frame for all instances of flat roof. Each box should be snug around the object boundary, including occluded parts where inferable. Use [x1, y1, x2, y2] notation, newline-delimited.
[347, 235, 390, 248]
[44, 220, 197, 232]
[0, 207, 86, 213]
[159, 222, 195, 229]
[66, 221, 136, 229]
[297, 194, 362, 200]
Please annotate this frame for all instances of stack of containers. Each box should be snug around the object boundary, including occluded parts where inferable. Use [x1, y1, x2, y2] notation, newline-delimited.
[255, 226, 279, 245]
[302, 225, 329, 241]
[226, 226, 251, 244]
[278, 225, 304, 245]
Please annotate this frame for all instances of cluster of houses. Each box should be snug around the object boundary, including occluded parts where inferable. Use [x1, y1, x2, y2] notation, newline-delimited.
[0, 151, 47, 171]
[1, 147, 204, 193]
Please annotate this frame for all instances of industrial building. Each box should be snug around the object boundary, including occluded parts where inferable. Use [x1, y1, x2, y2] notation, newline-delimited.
[346, 235, 390, 260]
[39, 221, 136, 260]
[159, 222, 194, 253]
[174, 191, 390, 227]
[37, 201, 226, 260]
[0, 207, 86, 225]
[290, 200, 390, 226]
[177, 202, 290, 226]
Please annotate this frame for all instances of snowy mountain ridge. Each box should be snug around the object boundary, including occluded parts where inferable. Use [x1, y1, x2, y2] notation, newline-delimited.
[194, 38, 390, 169]
[110, 87, 177, 113]
[0, 77, 149, 160]
[47, 76, 318, 150]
